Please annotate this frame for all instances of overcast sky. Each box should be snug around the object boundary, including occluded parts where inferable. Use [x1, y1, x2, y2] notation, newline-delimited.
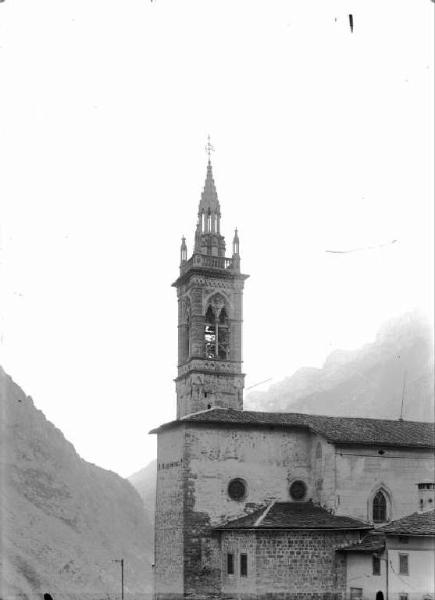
[1, 0, 433, 477]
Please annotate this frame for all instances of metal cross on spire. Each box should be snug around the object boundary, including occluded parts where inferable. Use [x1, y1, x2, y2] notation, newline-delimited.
[205, 135, 215, 159]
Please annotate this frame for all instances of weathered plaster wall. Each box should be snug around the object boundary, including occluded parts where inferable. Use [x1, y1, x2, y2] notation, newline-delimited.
[387, 537, 435, 600]
[345, 554, 385, 600]
[345, 537, 435, 600]
[335, 446, 434, 521]
[310, 436, 336, 509]
[187, 425, 315, 524]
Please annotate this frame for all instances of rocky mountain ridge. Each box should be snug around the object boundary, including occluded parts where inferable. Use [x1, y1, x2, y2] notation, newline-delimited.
[245, 311, 434, 421]
[0, 368, 153, 600]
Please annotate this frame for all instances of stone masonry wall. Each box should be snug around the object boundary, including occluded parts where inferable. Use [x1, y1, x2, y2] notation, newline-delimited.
[154, 427, 186, 599]
[176, 273, 245, 418]
[220, 529, 359, 600]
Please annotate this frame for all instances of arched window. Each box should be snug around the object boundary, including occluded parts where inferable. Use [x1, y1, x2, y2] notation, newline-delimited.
[204, 306, 216, 358]
[217, 308, 229, 359]
[373, 490, 387, 523]
[181, 298, 191, 361]
[204, 305, 229, 359]
[185, 311, 191, 358]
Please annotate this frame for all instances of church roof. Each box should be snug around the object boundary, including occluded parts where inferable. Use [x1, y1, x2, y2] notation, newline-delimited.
[375, 509, 435, 536]
[150, 408, 435, 449]
[214, 502, 371, 531]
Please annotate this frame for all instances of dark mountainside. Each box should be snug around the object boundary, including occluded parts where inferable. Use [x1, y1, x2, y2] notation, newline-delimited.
[245, 312, 434, 421]
[0, 368, 153, 600]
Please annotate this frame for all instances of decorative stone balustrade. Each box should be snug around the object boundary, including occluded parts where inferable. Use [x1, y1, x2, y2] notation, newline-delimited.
[181, 253, 236, 274]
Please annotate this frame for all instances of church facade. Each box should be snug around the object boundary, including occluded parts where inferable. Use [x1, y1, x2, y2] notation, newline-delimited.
[151, 157, 434, 600]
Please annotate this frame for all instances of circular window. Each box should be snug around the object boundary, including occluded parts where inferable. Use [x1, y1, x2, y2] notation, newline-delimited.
[228, 478, 247, 501]
[289, 480, 307, 501]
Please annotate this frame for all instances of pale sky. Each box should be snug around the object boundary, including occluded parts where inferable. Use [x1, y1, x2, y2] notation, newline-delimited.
[1, 0, 433, 477]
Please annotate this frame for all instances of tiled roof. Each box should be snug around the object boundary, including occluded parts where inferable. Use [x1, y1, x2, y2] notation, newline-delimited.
[338, 533, 385, 553]
[214, 502, 371, 531]
[150, 408, 435, 449]
[375, 510, 435, 536]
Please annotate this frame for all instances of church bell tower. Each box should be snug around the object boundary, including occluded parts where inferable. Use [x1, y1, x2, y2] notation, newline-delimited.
[172, 146, 248, 418]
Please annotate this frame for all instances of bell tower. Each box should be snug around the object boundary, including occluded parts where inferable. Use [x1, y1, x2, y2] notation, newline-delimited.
[172, 147, 248, 418]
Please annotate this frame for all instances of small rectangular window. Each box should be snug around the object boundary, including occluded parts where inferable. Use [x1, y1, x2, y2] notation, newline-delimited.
[398, 536, 409, 543]
[350, 588, 363, 600]
[226, 553, 234, 575]
[240, 553, 248, 577]
[399, 554, 409, 575]
[399, 594, 408, 600]
[372, 555, 381, 575]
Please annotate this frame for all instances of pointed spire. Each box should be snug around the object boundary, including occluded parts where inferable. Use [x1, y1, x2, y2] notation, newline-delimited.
[232, 228, 240, 255]
[180, 236, 187, 263]
[192, 137, 226, 257]
[199, 135, 220, 213]
[199, 158, 220, 213]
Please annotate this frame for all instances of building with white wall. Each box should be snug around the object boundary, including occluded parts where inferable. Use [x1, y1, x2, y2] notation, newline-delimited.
[341, 509, 435, 600]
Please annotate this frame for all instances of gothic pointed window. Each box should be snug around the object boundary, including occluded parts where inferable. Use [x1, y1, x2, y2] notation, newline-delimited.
[204, 306, 216, 358]
[204, 304, 229, 360]
[218, 307, 229, 359]
[185, 312, 191, 358]
[182, 298, 191, 362]
[373, 490, 387, 522]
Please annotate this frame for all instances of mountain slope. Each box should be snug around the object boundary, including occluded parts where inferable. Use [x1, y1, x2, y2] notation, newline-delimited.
[0, 367, 153, 600]
[128, 460, 157, 548]
[246, 312, 434, 421]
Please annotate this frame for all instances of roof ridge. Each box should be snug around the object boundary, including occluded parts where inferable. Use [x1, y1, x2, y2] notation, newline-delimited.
[242, 408, 434, 426]
[254, 500, 276, 527]
[180, 406, 227, 419]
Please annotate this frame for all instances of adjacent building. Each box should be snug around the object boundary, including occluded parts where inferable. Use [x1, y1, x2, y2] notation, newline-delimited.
[341, 508, 435, 600]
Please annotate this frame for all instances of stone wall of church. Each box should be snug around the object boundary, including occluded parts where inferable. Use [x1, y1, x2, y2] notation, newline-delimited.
[154, 428, 186, 599]
[335, 445, 434, 521]
[186, 425, 316, 523]
[182, 424, 319, 598]
[155, 423, 434, 598]
[220, 529, 358, 599]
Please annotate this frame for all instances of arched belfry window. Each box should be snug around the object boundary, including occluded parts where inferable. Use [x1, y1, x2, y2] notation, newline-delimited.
[205, 306, 216, 358]
[373, 490, 387, 523]
[204, 303, 229, 360]
[217, 308, 229, 359]
[185, 311, 191, 357]
[182, 297, 191, 361]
